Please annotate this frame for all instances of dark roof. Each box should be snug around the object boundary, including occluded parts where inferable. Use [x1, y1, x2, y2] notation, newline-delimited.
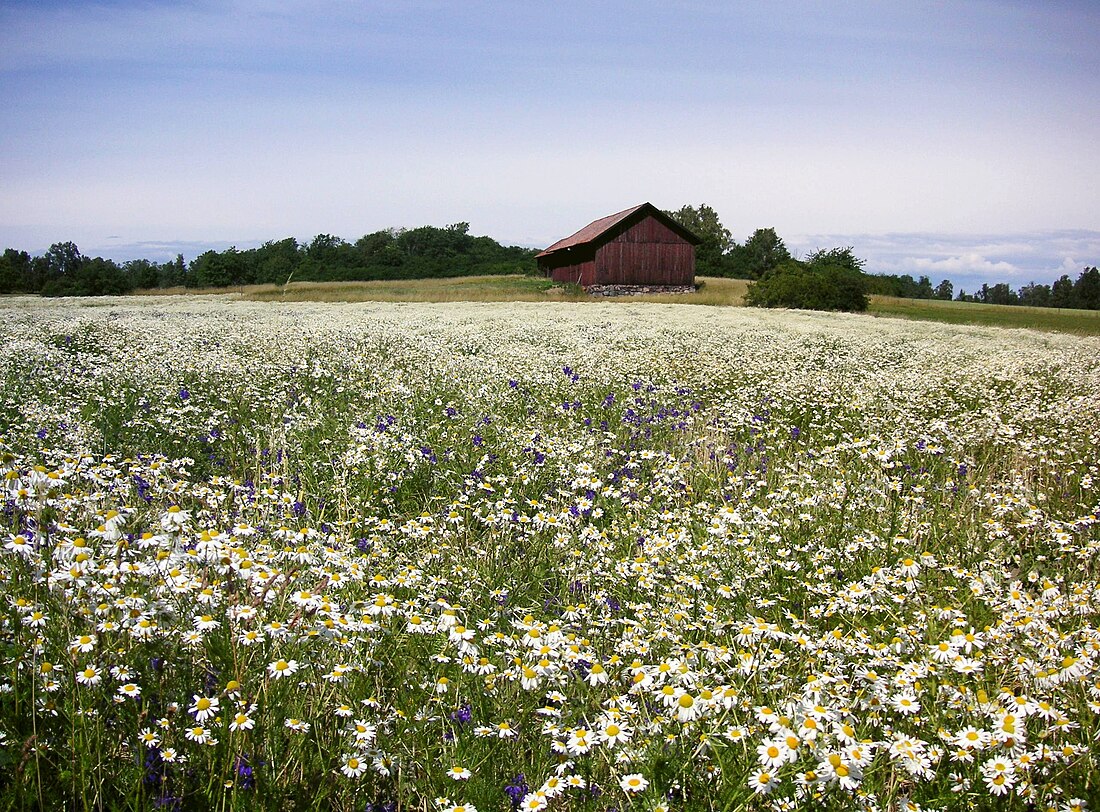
[537, 202, 700, 258]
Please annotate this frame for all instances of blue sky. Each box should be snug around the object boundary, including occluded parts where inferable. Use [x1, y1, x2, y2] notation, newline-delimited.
[2, 0, 1098, 292]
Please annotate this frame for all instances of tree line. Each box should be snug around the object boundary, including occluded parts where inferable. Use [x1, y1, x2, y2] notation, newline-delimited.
[865, 268, 1100, 310]
[6, 211, 1095, 311]
[667, 204, 1099, 312]
[0, 224, 538, 296]
[953, 270, 1100, 309]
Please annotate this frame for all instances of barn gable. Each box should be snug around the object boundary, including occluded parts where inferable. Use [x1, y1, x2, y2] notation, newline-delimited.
[537, 203, 700, 291]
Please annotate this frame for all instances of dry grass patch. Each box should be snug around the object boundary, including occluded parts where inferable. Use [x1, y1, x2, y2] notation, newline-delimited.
[133, 275, 751, 305]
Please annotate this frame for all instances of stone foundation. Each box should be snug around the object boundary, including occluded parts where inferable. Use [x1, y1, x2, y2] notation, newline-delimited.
[586, 284, 697, 297]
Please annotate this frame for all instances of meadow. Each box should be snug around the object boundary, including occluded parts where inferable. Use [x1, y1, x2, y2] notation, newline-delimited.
[133, 276, 1100, 335]
[1, 295, 1098, 811]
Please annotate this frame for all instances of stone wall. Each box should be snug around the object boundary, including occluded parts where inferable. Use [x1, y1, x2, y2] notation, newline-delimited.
[586, 284, 697, 297]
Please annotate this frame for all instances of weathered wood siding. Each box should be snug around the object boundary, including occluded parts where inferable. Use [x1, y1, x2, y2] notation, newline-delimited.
[547, 258, 597, 286]
[595, 217, 695, 286]
[540, 244, 598, 286]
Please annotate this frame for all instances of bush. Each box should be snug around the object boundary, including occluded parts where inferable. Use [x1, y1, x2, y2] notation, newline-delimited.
[745, 259, 869, 311]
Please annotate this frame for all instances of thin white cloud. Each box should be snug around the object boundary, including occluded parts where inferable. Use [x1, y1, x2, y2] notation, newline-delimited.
[899, 254, 1019, 276]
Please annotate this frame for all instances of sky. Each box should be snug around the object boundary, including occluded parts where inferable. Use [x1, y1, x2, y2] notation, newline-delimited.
[2, 0, 1098, 292]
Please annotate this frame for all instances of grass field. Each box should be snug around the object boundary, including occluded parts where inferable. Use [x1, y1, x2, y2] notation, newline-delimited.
[2, 296, 1098, 811]
[136, 276, 1100, 335]
[868, 295, 1100, 335]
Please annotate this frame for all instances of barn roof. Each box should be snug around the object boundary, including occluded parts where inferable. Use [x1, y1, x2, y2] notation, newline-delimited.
[537, 202, 700, 258]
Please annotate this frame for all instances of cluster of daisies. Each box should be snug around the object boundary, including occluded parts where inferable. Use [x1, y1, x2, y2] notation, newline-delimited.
[1, 296, 1098, 810]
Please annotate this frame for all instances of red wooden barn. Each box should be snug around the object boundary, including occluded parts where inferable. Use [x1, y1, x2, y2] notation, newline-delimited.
[536, 203, 700, 290]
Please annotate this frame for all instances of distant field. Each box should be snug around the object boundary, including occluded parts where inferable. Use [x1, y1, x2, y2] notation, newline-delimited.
[868, 294, 1100, 335]
[136, 275, 1100, 334]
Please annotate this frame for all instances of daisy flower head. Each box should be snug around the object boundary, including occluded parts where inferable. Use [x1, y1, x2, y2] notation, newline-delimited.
[993, 712, 1023, 743]
[518, 793, 548, 811]
[189, 694, 219, 721]
[619, 773, 649, 793]
[70, 634, 97, 653]
[447, 766, 471, 780]
[540, 775, 566, 797]
[566, 727, 594, 754]
[675, 691, 701, 722]
[755, 705, 779, 727]
[899, 557, 920, 577]
[76, 664, 101, 686]
[981, 760, 1016, 796]
[585, 662, 609, 685]
[340, 754, 367, 778]
[953, 726, 990, 750]
[185, 725, 216, 745]
[349, 719, 377, 744]
[267, 658, 300, 679]
[748, 768, 777, 795]
[118, 683, 141, 699]
[598, 717, 632, 746]
[230, 712, 255, 731]
[757, 737, 793, 769]
[819, 751, 863, 789]
[138, 728, 160, 748]
[893, 692, 920, 715]
[180, 630, 204, 647]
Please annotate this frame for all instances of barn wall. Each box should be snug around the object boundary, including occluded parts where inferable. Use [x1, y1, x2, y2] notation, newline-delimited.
[543, 259, 597, 286]
[595, 216, 696, 286]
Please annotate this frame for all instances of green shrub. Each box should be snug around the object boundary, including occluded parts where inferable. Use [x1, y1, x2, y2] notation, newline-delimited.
[745, 259, 869, 311]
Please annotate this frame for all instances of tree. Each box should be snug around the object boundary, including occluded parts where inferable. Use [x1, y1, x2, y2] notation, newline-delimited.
[191, 250, 233, 288]
[805, 249, 869, 311]
[1017, 282, 1051, 307]
[124, 259, 160, 290]
[38, 242, 86, 295]
[77, 257, 130, 295]
[934, 279, 953, 300]
[43, 241, 83, 284]
[804, 246, 864, 274]
[252, 238, 301, 284]
[983, 283, 1018, 306]
[743, 228, 791, 279]
[1074, 266, 1100, 310]
[666, 204, 733, 277]
[0, 248, 32, 293]
[159, 254, 189, 288]
[1051, 274, 1077, 308]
